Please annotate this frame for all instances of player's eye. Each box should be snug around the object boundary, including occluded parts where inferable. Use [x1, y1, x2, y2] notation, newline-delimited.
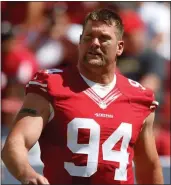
[99, 35, 110, 42]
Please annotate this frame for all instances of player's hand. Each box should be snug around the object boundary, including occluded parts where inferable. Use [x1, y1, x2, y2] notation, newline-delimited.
[20, 173, 49, 184]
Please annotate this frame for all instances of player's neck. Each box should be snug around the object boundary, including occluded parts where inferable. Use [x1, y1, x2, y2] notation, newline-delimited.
[77, 63, 116, 85]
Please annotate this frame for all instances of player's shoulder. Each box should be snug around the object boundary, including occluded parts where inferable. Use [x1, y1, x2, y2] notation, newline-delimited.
[35, 68, 64, 78]
[26, 68, 65, 90]
[31, 68, 66, 83]
[26, 68, 67, 98]
[116, 73, 159, 109]
[117, 73, 150, 95]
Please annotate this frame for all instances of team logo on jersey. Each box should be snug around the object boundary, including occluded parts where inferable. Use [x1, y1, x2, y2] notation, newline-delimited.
[95, 113, 114, 118]
[83, 88, 122, 109]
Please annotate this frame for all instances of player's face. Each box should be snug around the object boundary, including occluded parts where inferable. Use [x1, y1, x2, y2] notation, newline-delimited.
[78, 20, 124, 67]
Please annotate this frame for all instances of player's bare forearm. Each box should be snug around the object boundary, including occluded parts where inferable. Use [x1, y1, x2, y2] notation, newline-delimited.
[134, 112, 164, 184]
[1, 137, 37, 182]
[2, 93, 51, 183]
[134, 159, 164, 184]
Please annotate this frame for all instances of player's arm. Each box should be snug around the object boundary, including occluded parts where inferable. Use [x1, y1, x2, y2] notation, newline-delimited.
[1, 93, 50, 184]
[133, 112, 164, 184]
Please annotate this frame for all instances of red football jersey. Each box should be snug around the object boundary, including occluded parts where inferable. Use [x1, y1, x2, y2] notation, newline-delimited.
[26, 66, 158, 184]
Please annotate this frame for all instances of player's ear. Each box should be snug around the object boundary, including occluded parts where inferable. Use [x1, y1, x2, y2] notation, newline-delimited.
[116, 40, 124, 56]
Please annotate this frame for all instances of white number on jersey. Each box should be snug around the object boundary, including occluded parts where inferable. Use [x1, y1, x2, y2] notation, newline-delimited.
[102, 122, 132, 180]
[64, 118, 132, 181]
[64, 118, 100, 177]
[128, 79, 146, 90]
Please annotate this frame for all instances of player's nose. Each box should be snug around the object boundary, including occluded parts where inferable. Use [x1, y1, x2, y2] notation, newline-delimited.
[91, 38, 100, 48]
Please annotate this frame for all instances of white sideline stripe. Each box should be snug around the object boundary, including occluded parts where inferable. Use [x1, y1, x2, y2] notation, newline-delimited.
[29, 81, 47, 87]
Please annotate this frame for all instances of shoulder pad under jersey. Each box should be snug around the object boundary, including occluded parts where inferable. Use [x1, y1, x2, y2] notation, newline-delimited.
[25, 68, 63, 100]
[118, 75, 159, 111]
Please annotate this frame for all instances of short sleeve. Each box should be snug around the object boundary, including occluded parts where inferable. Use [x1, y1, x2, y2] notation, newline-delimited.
[25, 70, 51, 102]
[143, 88, 159, 111]
[127, 78, 159, 113]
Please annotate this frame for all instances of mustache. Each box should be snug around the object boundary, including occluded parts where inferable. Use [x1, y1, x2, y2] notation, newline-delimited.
[87, 49, 103, 55]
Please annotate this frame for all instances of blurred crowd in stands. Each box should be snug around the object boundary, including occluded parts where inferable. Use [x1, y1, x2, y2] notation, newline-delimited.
[1, 2, 170, 158]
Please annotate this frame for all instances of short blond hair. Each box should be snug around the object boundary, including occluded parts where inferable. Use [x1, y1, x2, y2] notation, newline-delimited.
[82, 8, 124, 39]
